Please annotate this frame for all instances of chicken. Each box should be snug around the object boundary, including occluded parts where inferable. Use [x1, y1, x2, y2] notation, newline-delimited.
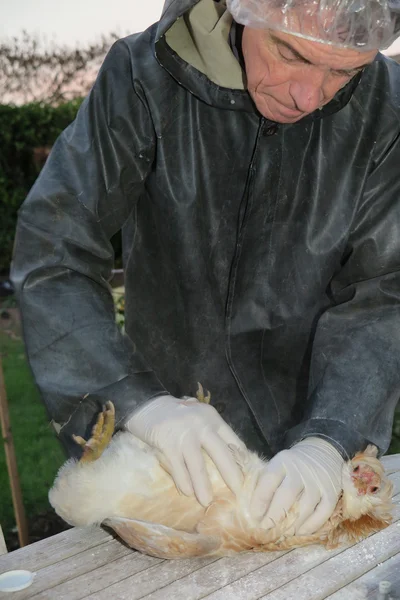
[49, 387, 394, 559]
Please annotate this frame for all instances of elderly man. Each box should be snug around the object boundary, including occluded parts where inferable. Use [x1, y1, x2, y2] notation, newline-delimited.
[11, 0, 400, 536]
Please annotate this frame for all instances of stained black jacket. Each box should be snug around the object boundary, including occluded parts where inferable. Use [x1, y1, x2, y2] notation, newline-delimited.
[11, 0, 400, 459]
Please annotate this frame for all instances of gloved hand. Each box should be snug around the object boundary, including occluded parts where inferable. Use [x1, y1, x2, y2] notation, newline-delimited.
[125, 394, 247, 507]
[250, 437, 344, 535]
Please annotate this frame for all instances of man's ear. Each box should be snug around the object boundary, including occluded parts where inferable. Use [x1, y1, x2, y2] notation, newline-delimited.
[103, 516, 220, 558]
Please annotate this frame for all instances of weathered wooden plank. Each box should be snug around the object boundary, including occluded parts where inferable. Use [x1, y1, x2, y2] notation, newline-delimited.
[84, 556, 220, 600]
[137, 550, 287, 600]
[381, 454, 400, 473]
[0, 527, 111, 574]
[31, 551, 161, 600]
[325, 552, 400, 599]
[0, 525, 7, 556]
[198, 546, 345, 600]
[200, 505, 400, 600]
[4, 539, 131, 600]
[258, 516, 400, 599]
[389, 470, 400, 496]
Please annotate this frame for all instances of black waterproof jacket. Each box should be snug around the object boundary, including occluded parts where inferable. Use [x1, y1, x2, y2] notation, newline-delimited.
[11, 0, 400, 459]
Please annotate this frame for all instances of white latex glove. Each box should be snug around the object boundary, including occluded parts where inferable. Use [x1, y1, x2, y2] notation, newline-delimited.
[125, 394, 246, 506]
[250, 437, 344, 535]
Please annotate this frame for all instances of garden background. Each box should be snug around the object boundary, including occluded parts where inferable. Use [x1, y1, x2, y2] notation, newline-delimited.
[0, 32, 125, 550]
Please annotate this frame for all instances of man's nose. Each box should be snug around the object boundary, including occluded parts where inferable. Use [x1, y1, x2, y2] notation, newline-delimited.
[289, 78, 324, 114]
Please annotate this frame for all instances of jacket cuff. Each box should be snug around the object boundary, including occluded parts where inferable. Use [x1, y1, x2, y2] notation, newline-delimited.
[58, 372, 167, 458]
[283, 418, 372, 460]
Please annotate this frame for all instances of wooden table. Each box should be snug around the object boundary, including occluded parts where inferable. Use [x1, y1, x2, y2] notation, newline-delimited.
[1, 454, 400, 600]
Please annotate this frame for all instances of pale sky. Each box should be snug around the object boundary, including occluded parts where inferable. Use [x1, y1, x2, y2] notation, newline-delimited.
[1, 0, 400, 55]
[1, 0, 165, 45]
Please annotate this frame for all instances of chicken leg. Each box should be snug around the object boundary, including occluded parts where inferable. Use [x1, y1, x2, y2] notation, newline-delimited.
[73, 401, 115, 463]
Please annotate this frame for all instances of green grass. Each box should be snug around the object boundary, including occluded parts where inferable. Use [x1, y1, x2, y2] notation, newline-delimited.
[0, 331, 65, 532]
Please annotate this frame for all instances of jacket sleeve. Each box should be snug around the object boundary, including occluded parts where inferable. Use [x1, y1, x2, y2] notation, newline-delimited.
[285, 131, 400, 459]
[11, 39, 167, 457]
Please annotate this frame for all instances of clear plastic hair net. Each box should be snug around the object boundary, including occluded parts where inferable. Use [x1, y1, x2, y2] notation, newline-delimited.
[226, 0, 400, 50]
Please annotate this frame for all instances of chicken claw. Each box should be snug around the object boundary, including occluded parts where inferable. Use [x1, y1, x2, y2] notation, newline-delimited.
[73, 401, 115, 463]
[196, 382, 211, 404]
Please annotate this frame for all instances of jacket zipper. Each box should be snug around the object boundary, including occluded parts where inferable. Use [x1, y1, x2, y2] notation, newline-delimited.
[224, 117, 274, 451]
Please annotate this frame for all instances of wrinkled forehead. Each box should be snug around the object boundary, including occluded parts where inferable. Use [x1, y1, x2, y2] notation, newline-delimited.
[227, 0, 400, 51]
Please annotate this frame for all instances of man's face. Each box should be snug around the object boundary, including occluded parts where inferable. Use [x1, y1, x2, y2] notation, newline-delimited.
[241, 28, 377, 123]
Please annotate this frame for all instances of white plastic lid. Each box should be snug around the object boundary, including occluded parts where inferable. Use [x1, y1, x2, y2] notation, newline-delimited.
[0, 570, 35, 593]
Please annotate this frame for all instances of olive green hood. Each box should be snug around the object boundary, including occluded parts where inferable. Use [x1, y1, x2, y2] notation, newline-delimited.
[156, 0, 245, 89]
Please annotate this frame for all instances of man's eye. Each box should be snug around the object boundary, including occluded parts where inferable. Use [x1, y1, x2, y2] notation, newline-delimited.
[332, 70, 356, 79]
[278, 46, 299, 61]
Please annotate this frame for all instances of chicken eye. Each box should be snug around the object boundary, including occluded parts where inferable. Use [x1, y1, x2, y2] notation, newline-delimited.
[353, 466, 360, 473]
[370, 486, 379, 494]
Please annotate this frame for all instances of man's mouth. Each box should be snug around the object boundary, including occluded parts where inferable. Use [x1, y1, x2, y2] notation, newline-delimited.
[278, 104, 304, 117]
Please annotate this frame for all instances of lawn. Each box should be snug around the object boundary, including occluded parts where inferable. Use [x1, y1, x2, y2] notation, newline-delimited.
[0, 330, 65, 536]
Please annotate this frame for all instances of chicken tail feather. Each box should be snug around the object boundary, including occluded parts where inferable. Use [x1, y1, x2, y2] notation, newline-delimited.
[104, 516, 220, 558]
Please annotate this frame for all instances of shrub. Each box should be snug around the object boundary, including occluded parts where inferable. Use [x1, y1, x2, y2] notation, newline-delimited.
[0, 99, 123, 273]
[0, 100, 83, 272]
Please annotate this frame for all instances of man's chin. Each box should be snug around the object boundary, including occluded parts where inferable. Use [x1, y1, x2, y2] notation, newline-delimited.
[261, 106, 306, 124]
[270, 113, 305, 124]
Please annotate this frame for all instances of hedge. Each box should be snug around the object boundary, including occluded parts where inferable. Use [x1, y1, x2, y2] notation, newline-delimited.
[0, 100, 84, 271]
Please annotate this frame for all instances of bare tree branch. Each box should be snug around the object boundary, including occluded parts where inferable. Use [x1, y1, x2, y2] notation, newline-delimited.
[0, 31, 120, 105]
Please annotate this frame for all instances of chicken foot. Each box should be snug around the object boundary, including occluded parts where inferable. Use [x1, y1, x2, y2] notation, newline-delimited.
[73, 401, 115, 463]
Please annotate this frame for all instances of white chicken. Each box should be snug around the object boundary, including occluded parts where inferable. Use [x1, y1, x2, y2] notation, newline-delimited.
[49, 389, 394, 559]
